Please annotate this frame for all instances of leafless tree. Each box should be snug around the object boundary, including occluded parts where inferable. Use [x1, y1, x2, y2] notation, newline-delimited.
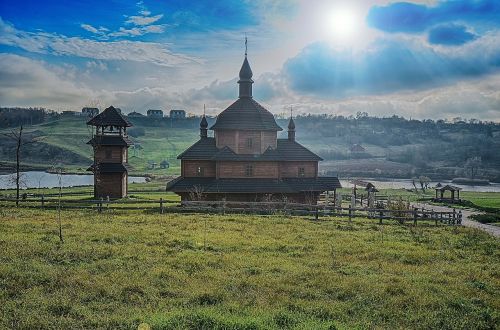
[2, 125, 39, 206]
[411, 177, 418, 193]
[188, 185, 205, 201]
[464, 157, 482, 179]
[55, 165, 64, 243]
[418, 176, 431, 193]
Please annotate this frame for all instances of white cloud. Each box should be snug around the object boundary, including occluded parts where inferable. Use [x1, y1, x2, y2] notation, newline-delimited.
[1, 52, 497, 122]
[0, 54, 92, 109]
[81, 24, 99, 34]
[0, 18, 196, 67]
[108, 24, 167, 37]
[126, 14, 163, 26]
[86, 60, 108, 71]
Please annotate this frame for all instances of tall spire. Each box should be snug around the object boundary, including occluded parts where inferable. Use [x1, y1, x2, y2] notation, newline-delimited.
[238, 37, 253, 98]
[288, 106, 295, 141]
[200, 105, 208, 138]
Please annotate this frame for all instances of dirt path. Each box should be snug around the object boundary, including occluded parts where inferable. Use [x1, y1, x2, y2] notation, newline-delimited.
[411, 202, 500, 238]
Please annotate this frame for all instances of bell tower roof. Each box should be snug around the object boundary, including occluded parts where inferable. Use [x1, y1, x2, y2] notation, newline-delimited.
[239, 57, 253, 81]
[87, 106, 132, 127]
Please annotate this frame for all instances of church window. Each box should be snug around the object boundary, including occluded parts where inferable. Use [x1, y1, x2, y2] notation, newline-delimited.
[105, 149, 112, 159]
[298, 167, 305, 177]
[245, 164, 253, 177]
[197, 166, 204, 176]
[246, 138, 253, 148]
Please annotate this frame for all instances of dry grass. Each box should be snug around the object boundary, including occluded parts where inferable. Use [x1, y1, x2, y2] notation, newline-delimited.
[1, 208, 499, 329]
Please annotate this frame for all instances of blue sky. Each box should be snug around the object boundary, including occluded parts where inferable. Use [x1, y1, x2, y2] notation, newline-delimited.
[0, 0, 499, 120]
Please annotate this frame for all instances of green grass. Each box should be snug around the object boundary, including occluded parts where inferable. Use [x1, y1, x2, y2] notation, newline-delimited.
[1, 208, 499, 329]
[460, 192, 500, 209]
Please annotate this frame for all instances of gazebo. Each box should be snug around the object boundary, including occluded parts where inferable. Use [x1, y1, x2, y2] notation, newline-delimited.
[434, 185, 461, 201]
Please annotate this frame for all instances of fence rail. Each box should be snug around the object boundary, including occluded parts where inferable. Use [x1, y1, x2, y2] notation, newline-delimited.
[0, 196, 462, 226]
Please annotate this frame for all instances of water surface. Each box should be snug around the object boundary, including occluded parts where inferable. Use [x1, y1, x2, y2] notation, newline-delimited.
[0, 171, 146, 190]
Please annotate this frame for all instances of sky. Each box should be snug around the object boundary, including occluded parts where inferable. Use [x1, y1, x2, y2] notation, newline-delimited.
[0, 0, 499, 120]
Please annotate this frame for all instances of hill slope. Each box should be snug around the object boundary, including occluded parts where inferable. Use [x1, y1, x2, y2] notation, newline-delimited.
[1, 115, 499, 180]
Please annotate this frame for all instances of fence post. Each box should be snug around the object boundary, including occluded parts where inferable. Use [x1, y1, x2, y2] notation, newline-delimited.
[458, 210, 462, 225]
[106, 196, 110, 211]
[413, 208, 417, 226]
[41, 194, 45, 209]
[160, 198, 164, 214]
[379, 210, 383, 224]
[98, 197, 103, 213]
[315, 208, 319, 221]
[452, 208, 456, 225]
[348, 205, 352, 224]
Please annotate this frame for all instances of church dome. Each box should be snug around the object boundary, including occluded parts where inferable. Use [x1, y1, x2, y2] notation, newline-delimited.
[210, 97, 282, 131]
[210, 55, 282, 131]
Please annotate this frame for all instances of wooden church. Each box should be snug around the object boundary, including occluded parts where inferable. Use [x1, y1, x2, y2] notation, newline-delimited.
[87, 106, 132, 199]
[167, 54, 341, 203]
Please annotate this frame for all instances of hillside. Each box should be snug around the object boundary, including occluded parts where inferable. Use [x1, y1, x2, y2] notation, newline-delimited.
[1, 114, 499, 181]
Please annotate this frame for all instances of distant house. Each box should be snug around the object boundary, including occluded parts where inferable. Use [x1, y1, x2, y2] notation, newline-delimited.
[169, 109, 186, 119]
[128, 111, 144, 118]
[62, 110, 78, 116]
[148, 160, 157, 169]
[81, 107, 99, 117]
[350, 144, 366, 153]
[160, 160, 170, 169]
[147, 109, 163, 118]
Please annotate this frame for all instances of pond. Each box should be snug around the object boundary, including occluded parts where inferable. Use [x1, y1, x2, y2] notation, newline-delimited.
[0, 171, 146, 190]
[339, 178, 500, 193]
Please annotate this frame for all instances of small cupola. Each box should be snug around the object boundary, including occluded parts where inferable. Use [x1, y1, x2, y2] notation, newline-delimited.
[200, 115, 208, 138]
[288, 117, 295, 141]
[238, 38, 254, 98]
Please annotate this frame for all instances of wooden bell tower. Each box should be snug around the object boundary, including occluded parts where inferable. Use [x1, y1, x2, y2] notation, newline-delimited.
[87, 106, 132, 199]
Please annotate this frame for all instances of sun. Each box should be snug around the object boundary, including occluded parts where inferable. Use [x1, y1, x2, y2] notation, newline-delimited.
[326, 5, 362, 42]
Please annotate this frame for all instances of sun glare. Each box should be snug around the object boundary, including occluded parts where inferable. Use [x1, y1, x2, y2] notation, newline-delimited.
[326, 5, 362, 42]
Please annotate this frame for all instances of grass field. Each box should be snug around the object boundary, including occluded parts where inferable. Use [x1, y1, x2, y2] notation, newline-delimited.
[460, 191, 500, 209]
[1, 208, 499, 329]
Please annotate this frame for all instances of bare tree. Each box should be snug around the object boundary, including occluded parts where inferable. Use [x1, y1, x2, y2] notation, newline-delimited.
[418, 176, 431, 193]
[188, 185, 205, 201]
[464, 157, 482, 179]
[2, 125, 39, 206]
[55, 165, 64, 243]
[411, 177, 418, 193]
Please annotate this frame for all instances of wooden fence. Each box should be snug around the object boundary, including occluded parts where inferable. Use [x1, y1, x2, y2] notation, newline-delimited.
[0, 196, 462, 226]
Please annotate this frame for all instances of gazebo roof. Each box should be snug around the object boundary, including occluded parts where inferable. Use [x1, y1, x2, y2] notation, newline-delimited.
[435, 184, 461, 192]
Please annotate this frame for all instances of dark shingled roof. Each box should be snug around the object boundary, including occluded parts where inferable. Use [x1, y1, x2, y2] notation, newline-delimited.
[275, 139, 322, 161]
[87, 106, 132, 127]
[166, 177, 341, 193]
[86, 163, 128, 173]
[178, 138, 321, 161]
[210, 98, 282, 131]
[176, 137, 219, 160]
[436, 185, 462, 191]
[87, 135, 133, 147]
[239, 57, 253, 80]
